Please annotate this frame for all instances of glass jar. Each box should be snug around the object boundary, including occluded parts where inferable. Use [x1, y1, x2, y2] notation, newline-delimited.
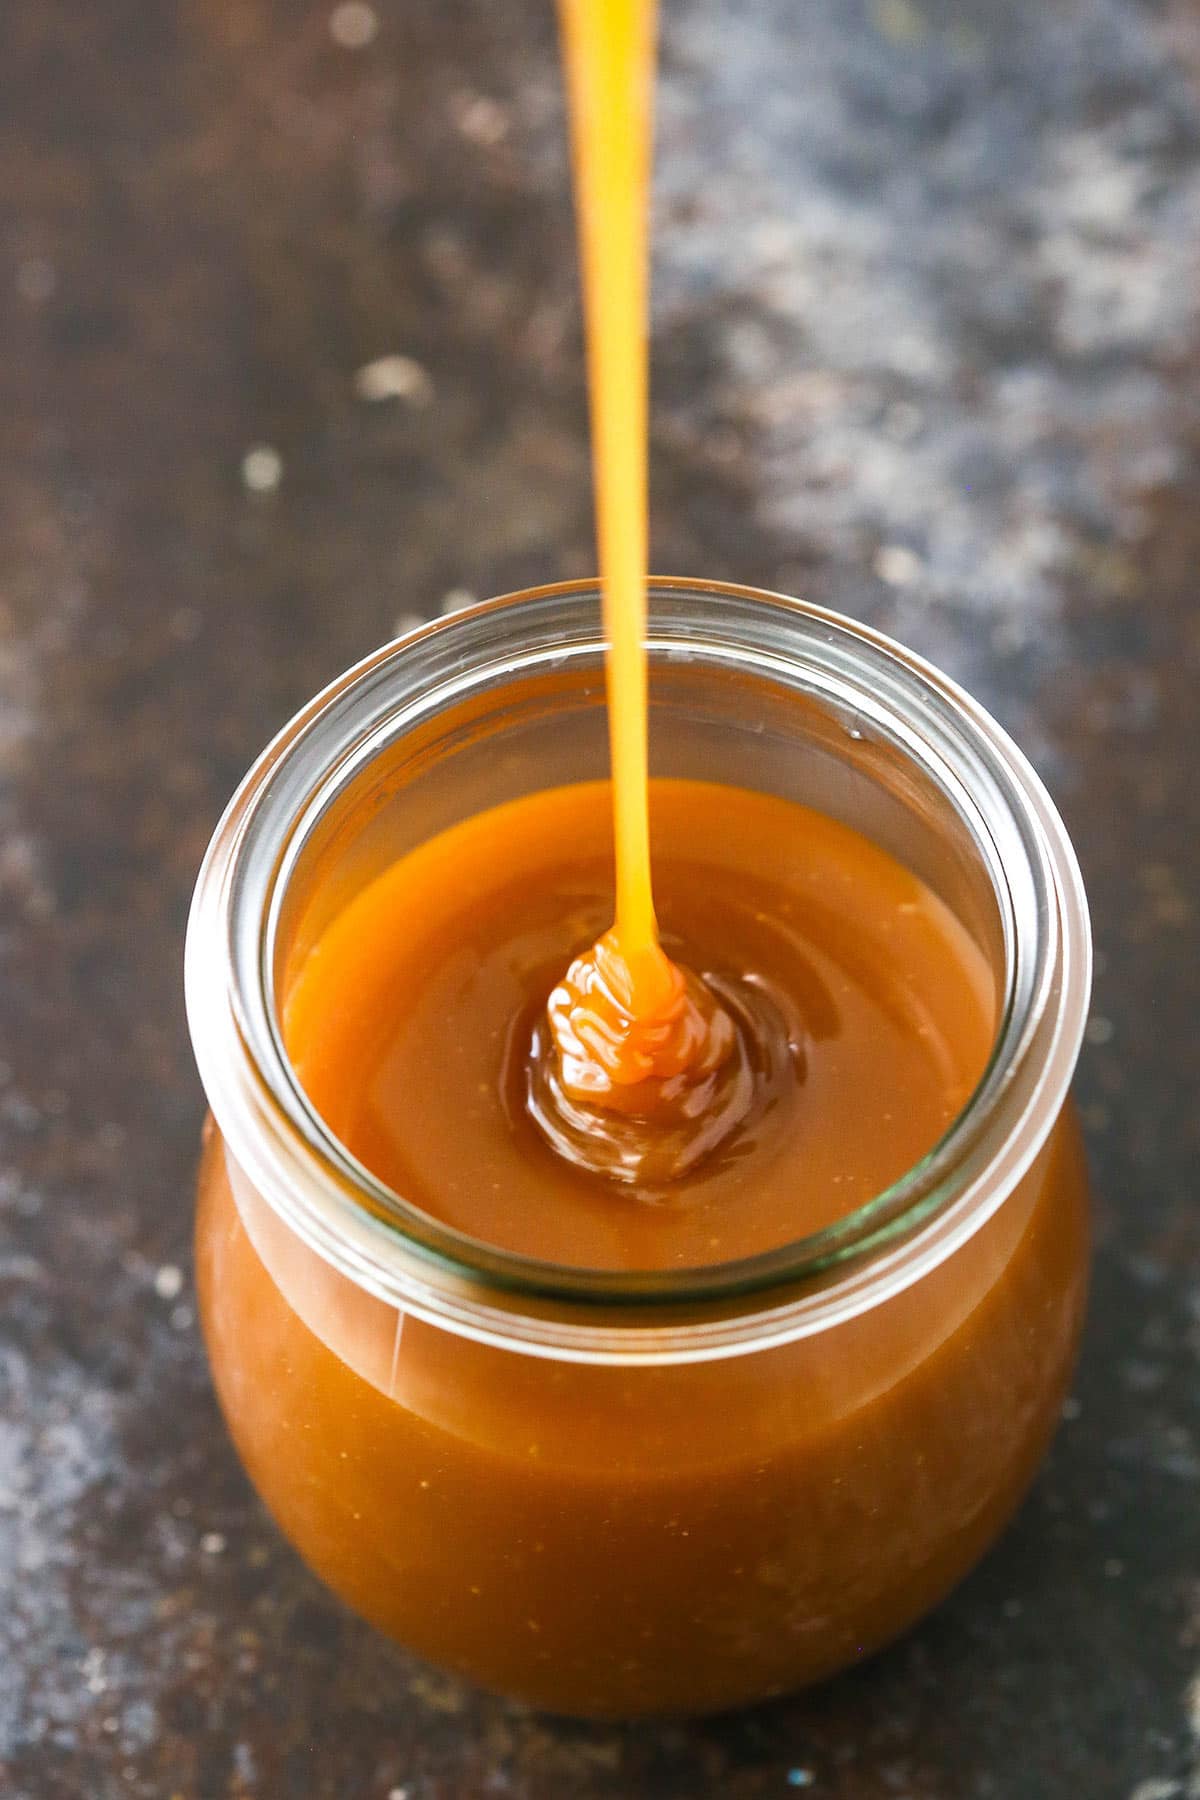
[186, 579, 1091, 1719]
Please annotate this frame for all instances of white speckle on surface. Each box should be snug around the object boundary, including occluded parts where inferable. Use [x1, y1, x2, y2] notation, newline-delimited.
[329, 1, 377, 49]
[153, 1265, 183, 1301]
[440, 587, 477, 615]
[15, 256, 56, 303]
[1104, 1558, 1126, 1579]
[169, 1305, 193, 1333]
[241, 445, 283, 494]
[1129, 1783, 1180, 1800]
[1062, 1396, 1082, 1422]
[407, 1670, 465, 1714]
[0, 837, 54, 918]
[392, 611, 425, 639]
[354, 354, 433, 405]
[388, 1789, 410, 1800]
[873, 544, 924, 587]
[0, 1256, 43, 1285]
[450, 90, 511, 147]
[1085, 1016, 1115, 1046]
[200, 1532, 226, 1556]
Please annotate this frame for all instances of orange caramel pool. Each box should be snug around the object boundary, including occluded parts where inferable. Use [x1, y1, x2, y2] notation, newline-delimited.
[196, 776, 1089, 1717]
[282, 780, 995, 1263]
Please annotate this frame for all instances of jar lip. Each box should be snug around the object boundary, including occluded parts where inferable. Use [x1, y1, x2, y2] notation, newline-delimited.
[186, 578, 1091, 1361]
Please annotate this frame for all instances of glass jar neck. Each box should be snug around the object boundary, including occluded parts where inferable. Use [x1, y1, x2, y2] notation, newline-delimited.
[186, 580, 1090, 1364]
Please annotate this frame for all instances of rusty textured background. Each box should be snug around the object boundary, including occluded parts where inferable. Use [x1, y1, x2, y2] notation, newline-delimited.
[1, 1, 1198, 1795]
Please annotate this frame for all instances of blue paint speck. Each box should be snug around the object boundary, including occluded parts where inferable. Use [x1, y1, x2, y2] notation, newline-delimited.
[787, 1774, 814, 1790]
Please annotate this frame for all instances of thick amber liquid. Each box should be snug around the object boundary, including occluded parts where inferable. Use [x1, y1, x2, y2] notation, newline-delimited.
[557, 0, 661, 982]
[197, 1101, 1088, 1717]
[196, 777, 1089, 1715]
[284, 780, 995, 1267]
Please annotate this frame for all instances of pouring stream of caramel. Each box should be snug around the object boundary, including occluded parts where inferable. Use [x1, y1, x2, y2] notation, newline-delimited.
[548, 0, 740, 1158]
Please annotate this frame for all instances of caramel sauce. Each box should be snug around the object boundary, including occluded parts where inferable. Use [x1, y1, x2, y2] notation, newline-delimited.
[283, 780, 995, 1268]
[530, 938, 748, 1185]
[546, 0, 742, 1156]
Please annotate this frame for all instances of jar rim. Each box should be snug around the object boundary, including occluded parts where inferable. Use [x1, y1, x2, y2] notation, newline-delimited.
[186, 579, 1091, 1362]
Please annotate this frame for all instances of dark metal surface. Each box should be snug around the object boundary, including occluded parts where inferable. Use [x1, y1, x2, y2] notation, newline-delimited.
[1, 1, 1197, 1794]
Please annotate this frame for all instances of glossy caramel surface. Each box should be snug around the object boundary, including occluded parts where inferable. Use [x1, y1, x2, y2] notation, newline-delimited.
[283, 780, 996, 1269]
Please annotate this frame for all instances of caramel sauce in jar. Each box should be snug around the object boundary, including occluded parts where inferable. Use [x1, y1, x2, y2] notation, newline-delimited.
[192, 737, 1091, 1717]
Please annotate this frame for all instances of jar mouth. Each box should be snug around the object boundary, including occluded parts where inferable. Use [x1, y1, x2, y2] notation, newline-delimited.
[186, 579, 1091, 1359]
